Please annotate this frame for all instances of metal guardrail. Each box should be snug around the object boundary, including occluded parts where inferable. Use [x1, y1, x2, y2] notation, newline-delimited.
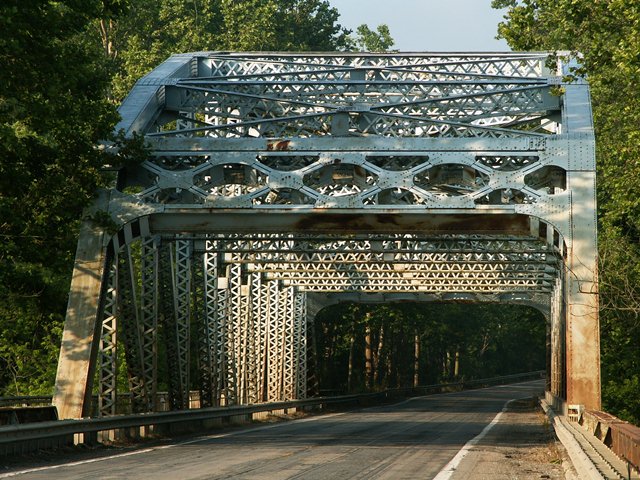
[0, 396, 53, 408]
[578, 409, 640, 476]
[0, 392, 203, 416]
[0, 371, 545, 457]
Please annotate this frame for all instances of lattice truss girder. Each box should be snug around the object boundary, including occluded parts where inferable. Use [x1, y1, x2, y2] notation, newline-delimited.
[98, 235, 311, 410]
[112, 52, 593, 218]
[215, 234, 559, 293]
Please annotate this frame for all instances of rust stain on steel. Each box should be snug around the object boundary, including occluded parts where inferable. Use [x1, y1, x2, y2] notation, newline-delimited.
[292, 213, 530, 235]
[148, 212, 531, 235]
[609, 421, 640, 472]
[266, 140, 291, 151]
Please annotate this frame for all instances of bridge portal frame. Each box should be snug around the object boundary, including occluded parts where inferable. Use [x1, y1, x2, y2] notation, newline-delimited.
[52, 52, 598, 419]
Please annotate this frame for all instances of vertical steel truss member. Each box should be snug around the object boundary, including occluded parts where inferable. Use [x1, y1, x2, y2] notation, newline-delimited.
[173, 238, 192, 408]
[248, 271, 263, 403]
[197, 239, 218, 407]
[293, 291, 307, 399]
[117, 245, 147, 413]
[215, 262, 232, 405]
[158, 241, 181, 410]
[98, 261, 118, 417]
[56, 52, 600, 417]
[267, 279, 284, 401]
[226, 260, 258, 404]
[140, 237, 159, 411]
[226, 263, 242, 404]
[550, 274, 566, 399]
[282, 286, 296, 400]
[254, 272, 270, 402]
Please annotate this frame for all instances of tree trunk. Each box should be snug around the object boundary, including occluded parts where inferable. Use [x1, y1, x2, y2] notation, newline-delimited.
[347, 324, 355, 392]
[365, 322, 373, 389]
[373, 323, 384, 387]
[423, 339, 428, 384]
[444, 351, 450, 379]
[454, 350, 460, 378]
[413, 331, 420, 387]
[386, 334, 394, 387]
[99, 18, 117, 59]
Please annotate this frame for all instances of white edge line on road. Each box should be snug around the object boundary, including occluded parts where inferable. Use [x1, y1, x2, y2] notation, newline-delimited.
[432, 397, 524, 480]
[0, 412, 347, 478]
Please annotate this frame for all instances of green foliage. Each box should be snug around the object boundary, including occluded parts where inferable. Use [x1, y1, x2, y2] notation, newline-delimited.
[101, 0, 351, 101]
[492, 0, 640, 424]
[315, 302, 545, 393]
[350, 24, 395, 52]
[0, 0, 121, 395]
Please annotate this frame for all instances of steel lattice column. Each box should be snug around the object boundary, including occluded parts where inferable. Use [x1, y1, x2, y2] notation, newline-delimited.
[293, 291, 307, 399]
[282, 286, 296, 400]
[198, 239, 219, 407]
[158, 242, 182, 410]
[215, 263, 232, 405]
[266, 279, 285, 401]
[226, 262, 242, 405]
[140, 237, 159, 411]
[231, 261, 249, 404]
[552, 272, 567, 400]
[117, 246, 147, 413]
[173, 238, 192, 409]
[98, 260, 118, 417]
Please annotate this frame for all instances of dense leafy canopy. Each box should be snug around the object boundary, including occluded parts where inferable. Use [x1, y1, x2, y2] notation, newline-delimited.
[492, 0, 640, 423]
[315, 303, 545, 393]
[0, 0, 119, 393]
[100, 0, 352, 100]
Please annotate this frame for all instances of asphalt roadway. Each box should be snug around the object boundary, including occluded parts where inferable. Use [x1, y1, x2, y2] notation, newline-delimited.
[3, 381, 546, 480]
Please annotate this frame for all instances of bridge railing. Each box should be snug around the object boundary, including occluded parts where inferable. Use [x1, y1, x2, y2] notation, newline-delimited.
[0, 392, 202, 416]
[0, 396, 53, 408]
[570, 408, 640, 475]
[0, 370, 545, 415]
[0, 371, 544, 457]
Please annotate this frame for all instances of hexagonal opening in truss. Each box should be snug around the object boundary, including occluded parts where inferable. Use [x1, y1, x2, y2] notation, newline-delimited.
[253, 188, 315, 206]
[363, 188, 427, 206]
[475, 155, 540, 172]
[194, 163, 268, 197]
[474, 188, 537, 205]
[413, 163, 489, 196]
[151, 155, 211, 171]
[303, 161, 378, 197]
[365, 155, 430, 171]
[524, 166, 567, 194]
[256, 155, 319, 171]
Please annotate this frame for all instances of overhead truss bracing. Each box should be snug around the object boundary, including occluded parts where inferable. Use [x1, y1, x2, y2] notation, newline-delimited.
[54, 52, 600, 419]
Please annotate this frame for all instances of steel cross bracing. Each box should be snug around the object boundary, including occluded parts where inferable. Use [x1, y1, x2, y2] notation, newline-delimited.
[53, 53, 600, 419]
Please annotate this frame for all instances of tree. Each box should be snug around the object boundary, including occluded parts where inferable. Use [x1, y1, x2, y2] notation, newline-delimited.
[314, 302, 545, 393]
[98, 0, 352, 101]
[492, 0, 640, 423]
[0, 0, 121, 394]
[351, 24, 395, 52]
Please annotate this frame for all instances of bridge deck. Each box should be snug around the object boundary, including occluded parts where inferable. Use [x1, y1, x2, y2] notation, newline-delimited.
[7, 382, 565, 480]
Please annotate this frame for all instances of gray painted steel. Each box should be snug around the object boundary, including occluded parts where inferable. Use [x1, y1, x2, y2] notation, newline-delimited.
[53, 52, 599, 419]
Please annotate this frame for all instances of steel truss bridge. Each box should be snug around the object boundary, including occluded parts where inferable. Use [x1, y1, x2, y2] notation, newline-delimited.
[52, 52, 599, 419]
